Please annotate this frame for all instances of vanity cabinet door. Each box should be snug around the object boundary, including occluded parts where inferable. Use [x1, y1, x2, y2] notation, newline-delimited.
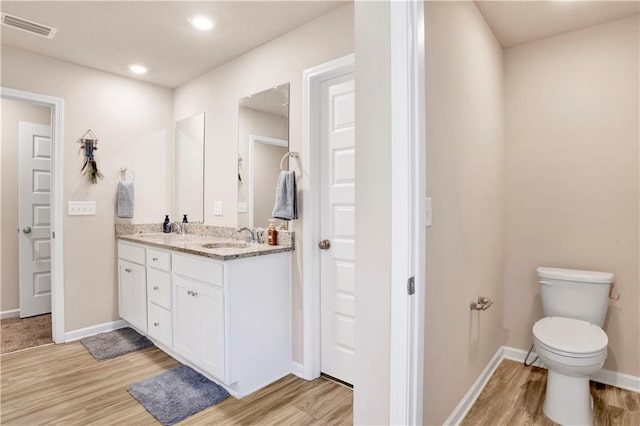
[173, 275, 226, 381]
[118, 260, 147, 332]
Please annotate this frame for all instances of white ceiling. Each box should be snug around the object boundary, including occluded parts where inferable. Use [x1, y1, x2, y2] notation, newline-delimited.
[0, 1, 347, 88]
[475, 1, 640, 48]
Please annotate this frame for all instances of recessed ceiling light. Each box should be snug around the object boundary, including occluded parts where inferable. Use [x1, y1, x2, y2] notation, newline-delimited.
[129, 64, 147, 75]
[189, 15, 215, 31]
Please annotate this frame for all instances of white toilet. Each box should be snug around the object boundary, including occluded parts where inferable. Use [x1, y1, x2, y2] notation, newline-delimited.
[533, 267, 614, 426]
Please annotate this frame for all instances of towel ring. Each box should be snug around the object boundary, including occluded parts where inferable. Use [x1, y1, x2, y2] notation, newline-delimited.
[280, 152, 300, 171]
[119, 167, 135, 182]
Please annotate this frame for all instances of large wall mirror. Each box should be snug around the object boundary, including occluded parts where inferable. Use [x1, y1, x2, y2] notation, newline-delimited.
[173, 112, 205, 223]
[237, 84, 290, 228]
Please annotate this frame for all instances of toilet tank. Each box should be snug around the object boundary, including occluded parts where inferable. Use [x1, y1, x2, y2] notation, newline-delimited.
[537, 267, 614, 327]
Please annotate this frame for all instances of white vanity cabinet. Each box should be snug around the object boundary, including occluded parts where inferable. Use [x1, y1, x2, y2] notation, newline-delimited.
[117, 239, 292, 398]
[173, 274, 226, 380]
[117, 243, 147, 333]
[145, 248, 173, 348]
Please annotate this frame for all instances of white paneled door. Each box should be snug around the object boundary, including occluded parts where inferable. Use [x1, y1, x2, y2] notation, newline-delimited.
[19, 122, 52, 318]
[320, 73, 355, 385]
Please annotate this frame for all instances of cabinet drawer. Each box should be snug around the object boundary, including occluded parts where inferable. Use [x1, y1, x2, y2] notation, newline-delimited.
[147, 268, 171, 310]
[173, 254, 223, 287]
[147, 248, 171, 271]
[148, 303, 172, 348]
[118, 242, 145, 265]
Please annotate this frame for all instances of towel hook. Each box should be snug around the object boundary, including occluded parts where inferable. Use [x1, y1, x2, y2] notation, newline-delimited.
[119, 167, 135, 182]
[280, 151, 300, 171]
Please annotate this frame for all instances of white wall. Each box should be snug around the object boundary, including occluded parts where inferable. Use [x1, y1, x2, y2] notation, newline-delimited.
[423, 2, 506, 424]
[503, 15, 640, 377]
[173, 3, 354, 362]
[354, 1, 392, 423]
[1, 46, 173, 332]
[1, 98, 51, 313]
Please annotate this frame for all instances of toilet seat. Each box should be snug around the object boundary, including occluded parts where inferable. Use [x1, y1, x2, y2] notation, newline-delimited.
[533, 317, 608, 358]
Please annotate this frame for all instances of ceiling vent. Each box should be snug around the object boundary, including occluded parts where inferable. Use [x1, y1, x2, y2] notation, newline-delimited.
[1, 12, 57, 39]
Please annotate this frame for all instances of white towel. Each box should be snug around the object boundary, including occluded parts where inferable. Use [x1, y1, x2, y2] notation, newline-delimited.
[117, 181, 134, 218]
[272, 171, 297, 221]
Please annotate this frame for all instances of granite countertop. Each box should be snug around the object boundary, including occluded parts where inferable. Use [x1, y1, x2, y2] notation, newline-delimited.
[117, 232, 293, 261]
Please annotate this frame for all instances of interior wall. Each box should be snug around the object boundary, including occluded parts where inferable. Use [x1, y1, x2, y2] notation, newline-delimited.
[353, 1, 391, 423]
[1, 46, 173, 332]
[173, 3, 354, 362]
[503, 15, 640, 377]
[423, 2, 506, 424]
[1, 98, 51, 313]
[237, 107, 288, 228]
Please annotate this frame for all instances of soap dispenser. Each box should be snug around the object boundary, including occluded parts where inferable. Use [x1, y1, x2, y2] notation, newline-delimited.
[267, 219, 278, 246]
[163, 215, 171, 233]
[182, 214, 188, 224]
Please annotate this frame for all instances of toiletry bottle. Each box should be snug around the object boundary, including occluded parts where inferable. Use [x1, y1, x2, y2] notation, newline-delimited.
[268, 219, 278, 246]
[182, 214, 188, 224]
[163, 215, 171, 233]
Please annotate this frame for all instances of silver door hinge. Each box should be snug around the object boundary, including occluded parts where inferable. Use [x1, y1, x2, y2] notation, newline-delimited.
[52, 231, 55, 239]
[407, 276, 415, 295]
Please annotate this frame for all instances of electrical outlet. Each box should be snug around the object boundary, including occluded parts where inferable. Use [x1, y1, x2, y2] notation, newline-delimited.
[68, 201, 96, 216]
[214, 201, 223, 216]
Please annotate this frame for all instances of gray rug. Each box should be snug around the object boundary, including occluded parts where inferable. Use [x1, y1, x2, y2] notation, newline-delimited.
[128, 365, 230, 425]
[80, 327, 153, 360]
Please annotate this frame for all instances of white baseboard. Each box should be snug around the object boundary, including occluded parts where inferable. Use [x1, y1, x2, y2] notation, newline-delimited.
[291, 361, 306, 379]
[503, 345, 640, 393]
[443, 346, 505, 426]
[0, 309, 20, 320]
[64, 319, 128, 342]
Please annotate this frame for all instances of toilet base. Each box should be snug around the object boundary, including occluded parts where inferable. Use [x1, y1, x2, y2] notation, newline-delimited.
[543, 369, 593, 425]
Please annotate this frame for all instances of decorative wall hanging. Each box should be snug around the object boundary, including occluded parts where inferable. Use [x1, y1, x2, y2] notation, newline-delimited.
[77, 129, 104, 184]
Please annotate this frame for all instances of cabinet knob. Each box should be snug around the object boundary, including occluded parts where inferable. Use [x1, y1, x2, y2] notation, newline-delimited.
[152, 257, 158, 261]
[153, 286, 159, 290]
[192, 292, 198, 297]
[153, 322, 159, 327]
[125, 268, 132, 273]
[319, 239, 331, 250]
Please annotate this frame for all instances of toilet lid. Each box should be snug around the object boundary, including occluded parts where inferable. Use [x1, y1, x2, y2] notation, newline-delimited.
[533, 317, 608, 355]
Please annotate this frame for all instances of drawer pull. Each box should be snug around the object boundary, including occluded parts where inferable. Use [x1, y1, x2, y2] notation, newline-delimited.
[153, 286, 159, 290]
[125, 268, 132, 273]
[153, 322, 159, 327]
[152, 257, 159, 261]
[186, 290, 198, 297]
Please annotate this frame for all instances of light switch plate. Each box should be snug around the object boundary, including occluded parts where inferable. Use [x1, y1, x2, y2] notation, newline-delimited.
[425, 197, 432, 227]
[237, 202, 248, 213]
[68, 201, 96, 216]
[214, 201, 223, 216]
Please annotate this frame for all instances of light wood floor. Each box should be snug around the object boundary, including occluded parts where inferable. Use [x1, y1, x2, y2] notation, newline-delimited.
[462, 359, 640, 426]
[0, 342, 352, 425]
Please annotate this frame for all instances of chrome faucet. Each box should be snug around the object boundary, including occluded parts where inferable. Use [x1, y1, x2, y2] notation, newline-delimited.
[237, 227, 256, 243]
[174, 222, 185, 235]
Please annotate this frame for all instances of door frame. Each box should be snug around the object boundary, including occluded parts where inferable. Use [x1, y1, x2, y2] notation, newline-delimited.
[389, 0, 426, 424]
[301, 53, 355, 381]
[1, 87, 65, 343]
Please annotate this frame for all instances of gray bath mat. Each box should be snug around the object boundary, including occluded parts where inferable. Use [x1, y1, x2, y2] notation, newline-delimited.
[128, 365, 230, 425]
[80, 327, 153, 360]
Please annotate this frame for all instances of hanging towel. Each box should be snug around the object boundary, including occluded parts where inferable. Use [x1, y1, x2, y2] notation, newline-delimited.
[117, 181, 135, 218]
[272, 171, 298, 221]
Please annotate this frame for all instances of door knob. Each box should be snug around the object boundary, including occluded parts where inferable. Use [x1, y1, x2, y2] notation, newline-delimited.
[319, 239, 331, 250]
[23, 226, 32, 234]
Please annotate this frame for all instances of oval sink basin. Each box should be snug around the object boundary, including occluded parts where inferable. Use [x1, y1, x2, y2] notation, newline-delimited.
[201, 242, 249, 249]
